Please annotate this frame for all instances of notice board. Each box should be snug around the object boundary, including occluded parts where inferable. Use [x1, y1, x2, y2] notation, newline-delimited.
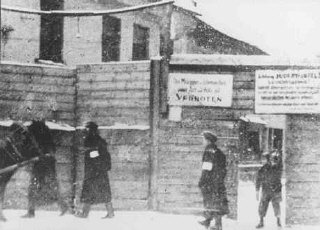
[255, 69, 320, 114]
[168, 73, 233, 107]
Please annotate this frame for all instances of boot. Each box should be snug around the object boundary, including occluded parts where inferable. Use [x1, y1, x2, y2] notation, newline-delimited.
[256, 217, 264, 229]
[277, 217, 282, 227]
[75, 203, 90, 218]
[102, 202, 115, 219]
[212, 216, 222, 230]
[59, 203, 68, 216]
[58, 198, 69, 216]
[198, 219, 211, 228]
[21, 209, 35, 218]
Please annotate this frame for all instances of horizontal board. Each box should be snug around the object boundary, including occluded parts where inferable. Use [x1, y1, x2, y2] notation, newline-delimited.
[159, 126, 239, 137]
[0, 99, 74, 112]
[78, 71, 150, 82]
[232, 89, 255, 100]
[78, 80, 150, 91]
[0, 82, 75, 94]
[0, 91, 75, 103]
[77, 116, 149, 127]
[78, 98, 149, 108]
[78, 90, 149, 100]
[0, 73, 75, 86]
[233, 72, 255, 82]
[231, 99, 254, 109]
[182, 107, 253, 121]
[233, 81, 255, 89]
[1, 64, 75, 77]
[77, 61, 150, 73]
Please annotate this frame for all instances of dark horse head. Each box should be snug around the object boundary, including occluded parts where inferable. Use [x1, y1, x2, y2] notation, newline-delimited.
[6, 122, 43, 161]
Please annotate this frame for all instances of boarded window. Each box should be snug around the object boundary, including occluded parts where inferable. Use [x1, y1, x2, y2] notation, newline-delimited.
[132, 24, 149, 61]
[102, 16, 121, 62]
[40, 0, 64, 63]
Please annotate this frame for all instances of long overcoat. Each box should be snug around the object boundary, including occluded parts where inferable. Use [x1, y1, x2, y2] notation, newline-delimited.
[27, 123, 60, 206]
[198, 144, 229, 216]
[80, 134, 112, 204]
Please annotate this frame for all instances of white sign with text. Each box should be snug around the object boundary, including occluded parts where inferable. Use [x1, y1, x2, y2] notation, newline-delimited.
[168, 73, 233, 107]
[255, 69, 320, 114]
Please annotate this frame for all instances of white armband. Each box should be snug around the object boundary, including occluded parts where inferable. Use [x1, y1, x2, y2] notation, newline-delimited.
[202, 162, 213, 171]
[90, 150, 99, 158]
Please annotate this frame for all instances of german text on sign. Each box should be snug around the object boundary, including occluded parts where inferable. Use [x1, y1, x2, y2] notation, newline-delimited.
[255, 69, 320, 114]
[168, 73, 233, 107]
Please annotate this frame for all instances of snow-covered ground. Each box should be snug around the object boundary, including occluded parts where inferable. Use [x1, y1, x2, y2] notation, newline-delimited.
[0, 181, 318, 230]
[0, 210, 318, 230]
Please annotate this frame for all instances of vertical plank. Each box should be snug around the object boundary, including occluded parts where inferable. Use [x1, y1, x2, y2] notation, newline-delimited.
[149, 59, 161, 210]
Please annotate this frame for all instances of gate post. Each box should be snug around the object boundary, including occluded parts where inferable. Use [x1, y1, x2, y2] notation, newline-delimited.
[148, 58, 162, 210]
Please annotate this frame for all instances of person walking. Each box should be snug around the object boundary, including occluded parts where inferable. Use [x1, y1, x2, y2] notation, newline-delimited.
[198, 131, 229, 230]
[255, 150, 283, 228]
[21, 120, 68, 218]
[76, 121, 114, 218]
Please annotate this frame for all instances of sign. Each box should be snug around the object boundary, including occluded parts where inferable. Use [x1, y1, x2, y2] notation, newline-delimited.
[168, 73, 233, 107]
[255, 69, 320, 114]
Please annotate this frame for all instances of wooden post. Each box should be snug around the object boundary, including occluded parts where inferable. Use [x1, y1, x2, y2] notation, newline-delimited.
[148, 58, 162, 210]
[159, 3, 173, 115]
[70, 69, 79, 213]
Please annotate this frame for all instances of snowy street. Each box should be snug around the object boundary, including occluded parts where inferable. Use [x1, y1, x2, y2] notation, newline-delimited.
[1, 180, 319, 230]
[0, 210, 319, 230]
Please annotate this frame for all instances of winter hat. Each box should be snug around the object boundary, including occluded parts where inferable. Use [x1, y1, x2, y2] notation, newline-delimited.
[85, 121, 98, 131]
[202, 131, 217, 143]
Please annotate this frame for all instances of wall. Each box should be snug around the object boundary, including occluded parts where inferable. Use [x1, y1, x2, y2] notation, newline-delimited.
[74, 61, 152, 210]
[286, 115, 320, 225]
[153, 63, 257, 219]
[0, 62, 77, 209]
[76, 61, 151, 125]
[1, 0, 40, 63]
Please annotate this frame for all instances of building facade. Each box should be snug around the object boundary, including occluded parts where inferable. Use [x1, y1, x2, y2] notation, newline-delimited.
[1, 0, 266, 66]
[1, 0, 165, 65]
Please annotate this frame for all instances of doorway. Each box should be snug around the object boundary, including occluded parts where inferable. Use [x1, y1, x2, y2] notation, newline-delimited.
[238, 114, 287, 227]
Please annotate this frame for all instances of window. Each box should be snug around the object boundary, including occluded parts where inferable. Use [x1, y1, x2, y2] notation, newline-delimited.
[132, 24, 149, 60]
[102, 16, 121, 62]
[40, 0, 64, 63]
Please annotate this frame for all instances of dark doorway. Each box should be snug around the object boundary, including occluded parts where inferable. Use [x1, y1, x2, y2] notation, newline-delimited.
[40, 0, 64, 63]
[132, 24, 149, 61]
[102, 16, 121, 62]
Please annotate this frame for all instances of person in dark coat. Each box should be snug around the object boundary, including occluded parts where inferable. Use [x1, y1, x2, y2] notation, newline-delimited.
[76, 121, 114, 218]
[255, 150, 283, 228]
[198, 131, 229, 230]
[22, 120, 68, 218]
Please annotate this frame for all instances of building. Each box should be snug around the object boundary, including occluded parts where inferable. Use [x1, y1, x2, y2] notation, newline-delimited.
[1, 0, 169, 65]
[1, 0, 266, 66]
[171, 0, 266, 55]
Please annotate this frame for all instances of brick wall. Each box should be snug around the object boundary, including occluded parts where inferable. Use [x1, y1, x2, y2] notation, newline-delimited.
[285, 115, 320, 225]
[0, 62, 77, 209]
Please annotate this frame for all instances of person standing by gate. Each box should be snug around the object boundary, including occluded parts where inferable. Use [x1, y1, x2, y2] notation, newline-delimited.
[76, 121, 114, 218]
[198, 131, 229, 230]
[255, 150, 283, 228]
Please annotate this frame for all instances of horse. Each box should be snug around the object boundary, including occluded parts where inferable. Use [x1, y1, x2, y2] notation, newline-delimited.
[0, 122, 44, 221]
